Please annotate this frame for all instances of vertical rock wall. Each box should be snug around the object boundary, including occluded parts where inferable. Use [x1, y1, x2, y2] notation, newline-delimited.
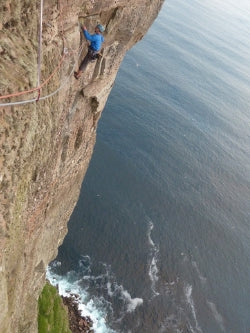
[0, 0, 164, 332]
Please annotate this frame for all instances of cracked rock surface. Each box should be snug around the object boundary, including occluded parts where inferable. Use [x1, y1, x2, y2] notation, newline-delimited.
[0, 0, 163, 332]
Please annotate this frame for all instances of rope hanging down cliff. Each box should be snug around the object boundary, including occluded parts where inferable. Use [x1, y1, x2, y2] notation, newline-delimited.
[36, 0, 44, 101]
[0, 0, 82, 107]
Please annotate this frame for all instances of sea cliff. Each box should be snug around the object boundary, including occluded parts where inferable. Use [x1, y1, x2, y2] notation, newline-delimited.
[0, 0, 163, 332]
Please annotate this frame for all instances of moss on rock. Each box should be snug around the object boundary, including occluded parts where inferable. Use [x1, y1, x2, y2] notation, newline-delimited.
[38, 282, 72, 333]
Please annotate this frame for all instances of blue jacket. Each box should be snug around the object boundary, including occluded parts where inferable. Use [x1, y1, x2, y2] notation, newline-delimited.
[83, 29, 104, 51]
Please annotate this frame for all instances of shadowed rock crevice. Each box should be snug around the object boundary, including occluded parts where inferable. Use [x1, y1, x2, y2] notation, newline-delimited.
[90, 96, 99, 113]
[61, 135, 70, 162]
[74, 128, 83, 150]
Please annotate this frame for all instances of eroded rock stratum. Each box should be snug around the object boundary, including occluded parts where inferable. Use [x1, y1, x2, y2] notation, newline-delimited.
[0, 0, 163, 332]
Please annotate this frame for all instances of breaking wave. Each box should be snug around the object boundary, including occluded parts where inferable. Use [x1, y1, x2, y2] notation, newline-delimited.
[47, 257, 143, 332]
[107, 281, 143, 313]
[47, 261, 114, 333]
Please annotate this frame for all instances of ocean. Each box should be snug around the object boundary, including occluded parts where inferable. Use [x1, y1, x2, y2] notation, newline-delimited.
[47, 0, 250, 332]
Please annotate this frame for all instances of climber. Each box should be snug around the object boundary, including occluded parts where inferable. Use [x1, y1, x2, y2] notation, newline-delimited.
[74, 24, 105, 79]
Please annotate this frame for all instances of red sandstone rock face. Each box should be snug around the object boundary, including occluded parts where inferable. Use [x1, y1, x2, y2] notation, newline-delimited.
[0, 0, 164, 332]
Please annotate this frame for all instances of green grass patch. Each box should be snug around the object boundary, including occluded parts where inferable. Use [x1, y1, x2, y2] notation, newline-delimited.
[38, 282, 72, 333]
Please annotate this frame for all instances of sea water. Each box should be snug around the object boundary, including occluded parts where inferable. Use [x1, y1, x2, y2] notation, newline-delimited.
[48, 0, 250, 332]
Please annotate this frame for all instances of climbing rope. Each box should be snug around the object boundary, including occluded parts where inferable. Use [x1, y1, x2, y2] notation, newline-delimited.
[0, 46, 83, 107]
[0, 0, 83, 107]
[36, 0, 44, 101]
[0, 51, 68, 106]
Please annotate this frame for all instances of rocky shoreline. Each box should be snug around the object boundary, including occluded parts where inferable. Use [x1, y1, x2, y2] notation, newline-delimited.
[62, 295, 94, 333]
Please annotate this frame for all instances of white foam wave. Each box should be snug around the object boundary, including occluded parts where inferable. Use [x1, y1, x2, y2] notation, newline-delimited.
[46, 264, 115, 333]
[47, 257, 143, 332]
[149, 257, 159, 281]
[147, 220, 155, 247]
[207, 301, 225, 332]
[107, 282, 114, 297]
[147, 220, 160, 296]
[184, 284, 203, 333]
[149, 256, 160, 296]
[191, 260, 207, 285]
[121, 290, 143, 312]
[106, 280, 143, 313]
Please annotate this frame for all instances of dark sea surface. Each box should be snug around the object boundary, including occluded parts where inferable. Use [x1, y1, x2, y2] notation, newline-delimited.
[48, 0, 250, 332]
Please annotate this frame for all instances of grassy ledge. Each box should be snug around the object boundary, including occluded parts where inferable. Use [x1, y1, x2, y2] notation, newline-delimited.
[38, 282, 72, 333]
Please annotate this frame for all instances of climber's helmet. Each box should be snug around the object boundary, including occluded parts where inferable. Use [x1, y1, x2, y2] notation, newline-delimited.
[96, 24, 105, 33]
